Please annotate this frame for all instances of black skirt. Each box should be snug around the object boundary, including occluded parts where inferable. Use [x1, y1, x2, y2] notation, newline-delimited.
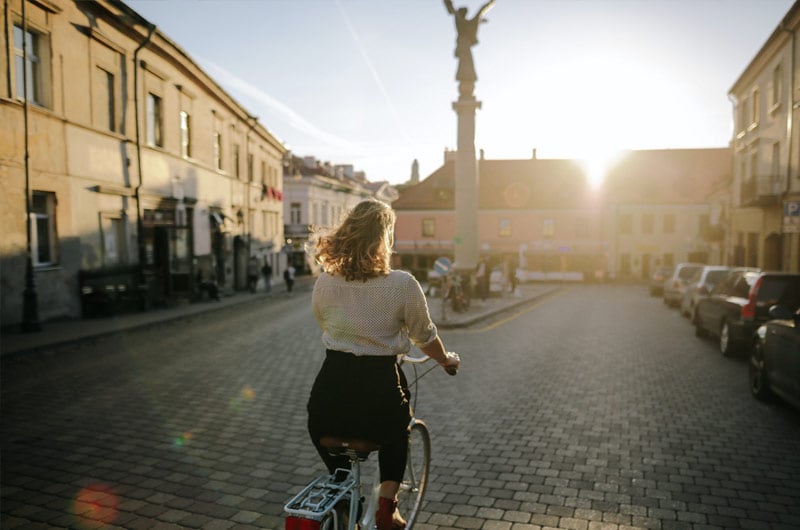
[307, 350, 411, 444]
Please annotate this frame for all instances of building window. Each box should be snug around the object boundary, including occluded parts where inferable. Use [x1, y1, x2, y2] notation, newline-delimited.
[499, 218, 511, 237]
[213, 131, 222, 170]
[772, 63, 783, 110]
[248, 154, 254, 182]
[233, 144, 241, 178]
[738, 96, 748, 134]
[180, 111, 191, 157]
[543, 218, 555, 238]
[261, 160, 267, 184]
[422, 218, 435, 237]
[642, 213, 654, 234]
[662, 253, 674, 267]
[98, 68, 115, 132]
[750, 150, 758, 180]
[663, 214, 675, 234]
[751, 87, 760, 128]
[146, 93, 163, 147]
[619, 214, 632, 235]
[101, 215, 125, 266]
[13, 24, 47, 106]
[290, 202, 302, 224]
[620, 254, 631, 275]
[772, 142, 780, 180]
[31, 191, 58, 266]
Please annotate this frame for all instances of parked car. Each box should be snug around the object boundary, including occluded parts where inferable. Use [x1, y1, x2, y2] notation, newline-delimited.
[694, 270, 800, 357]
[663, 263, 704, 307]
[649, 266, 673, 296]
[749, 304, 800, 410]
[680, 266, 730, 319]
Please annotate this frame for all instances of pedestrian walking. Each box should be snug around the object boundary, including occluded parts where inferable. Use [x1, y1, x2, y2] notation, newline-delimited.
[475, 256, 489, 302]
[306, 198, 460, 530]
[283, 264, 295, 295]
[261, 258, 272, 295]
[247, 256, 259, 293]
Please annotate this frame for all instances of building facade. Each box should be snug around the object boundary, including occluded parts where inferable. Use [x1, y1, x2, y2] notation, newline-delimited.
[282, 155, 397, 274]
[1, 0, 286, 328]
[729, 1, 800, 272]
[393, 148, 731, 282]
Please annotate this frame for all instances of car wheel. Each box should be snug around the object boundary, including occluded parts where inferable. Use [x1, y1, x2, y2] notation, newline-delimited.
[693, 313, 707, 338]
[719, 321, 736, 357]
[749, 342, 771, 401]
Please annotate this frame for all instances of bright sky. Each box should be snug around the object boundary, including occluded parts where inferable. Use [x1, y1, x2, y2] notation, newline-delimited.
[126, 0, 794, 185]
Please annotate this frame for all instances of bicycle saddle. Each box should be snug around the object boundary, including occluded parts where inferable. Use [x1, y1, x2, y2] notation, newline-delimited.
[320, 436, 379, 460]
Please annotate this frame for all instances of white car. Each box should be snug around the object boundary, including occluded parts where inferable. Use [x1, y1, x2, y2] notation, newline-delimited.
[679, 266, 730, 319]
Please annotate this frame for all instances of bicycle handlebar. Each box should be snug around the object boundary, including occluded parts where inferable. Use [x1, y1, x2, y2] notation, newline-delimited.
[400, 351, 459, 376]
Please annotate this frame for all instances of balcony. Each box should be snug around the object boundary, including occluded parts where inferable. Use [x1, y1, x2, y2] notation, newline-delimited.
[284, 223, 313, 238]
[740, 175, 782, 207]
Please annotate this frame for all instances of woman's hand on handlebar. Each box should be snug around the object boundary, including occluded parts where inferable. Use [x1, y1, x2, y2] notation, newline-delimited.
[441, 351, 460, 376]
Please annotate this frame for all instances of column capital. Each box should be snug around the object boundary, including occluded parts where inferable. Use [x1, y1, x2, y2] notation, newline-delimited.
[452, 99, 482, 112]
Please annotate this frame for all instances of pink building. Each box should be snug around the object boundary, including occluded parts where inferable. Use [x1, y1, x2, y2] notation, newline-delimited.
[393, 148, 731, 282]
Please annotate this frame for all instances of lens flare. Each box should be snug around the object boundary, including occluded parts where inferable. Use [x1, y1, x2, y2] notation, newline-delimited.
[71, 483, 118, 528]
[173, 431, 193, 447]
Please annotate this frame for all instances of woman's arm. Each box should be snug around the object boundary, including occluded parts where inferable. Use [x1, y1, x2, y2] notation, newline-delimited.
[420, 336, 460, 375]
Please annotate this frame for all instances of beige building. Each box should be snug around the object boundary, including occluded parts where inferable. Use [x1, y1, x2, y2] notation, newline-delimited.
[1, 0, 286, 328]
[729, 1, 800, 272]
[282, 155, 398, 275]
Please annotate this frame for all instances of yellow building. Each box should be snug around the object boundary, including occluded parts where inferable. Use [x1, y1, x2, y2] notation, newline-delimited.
[1, 0, 287, 329]
[729, 1, 800, 272]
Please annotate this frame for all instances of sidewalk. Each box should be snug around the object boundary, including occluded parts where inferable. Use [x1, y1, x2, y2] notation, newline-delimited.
[433, 283, 560, 329]
[0, 279, 559, 357]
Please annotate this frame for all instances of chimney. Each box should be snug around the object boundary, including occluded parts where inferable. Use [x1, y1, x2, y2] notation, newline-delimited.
[479, 149, 485, 160]
[532, 148, 537, 160]
[410, 159, 420, 184]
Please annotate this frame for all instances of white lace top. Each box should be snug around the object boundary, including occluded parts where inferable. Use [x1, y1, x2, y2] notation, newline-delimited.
[312, 270, 439, 357]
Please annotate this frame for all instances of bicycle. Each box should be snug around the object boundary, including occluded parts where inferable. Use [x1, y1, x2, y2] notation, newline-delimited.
[284, 352, 457, 530]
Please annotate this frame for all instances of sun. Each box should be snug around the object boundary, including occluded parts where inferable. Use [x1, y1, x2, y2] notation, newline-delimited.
[580, 148, 625, 189]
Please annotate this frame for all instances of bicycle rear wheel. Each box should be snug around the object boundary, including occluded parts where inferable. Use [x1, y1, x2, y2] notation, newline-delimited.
[398, 420, 430, 528]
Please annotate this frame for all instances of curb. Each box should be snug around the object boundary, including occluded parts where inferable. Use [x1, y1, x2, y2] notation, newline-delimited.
[436, 286, 561, 329]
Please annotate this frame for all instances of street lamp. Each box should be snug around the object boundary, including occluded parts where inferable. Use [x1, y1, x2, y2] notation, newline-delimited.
[21, 0, 40, 332]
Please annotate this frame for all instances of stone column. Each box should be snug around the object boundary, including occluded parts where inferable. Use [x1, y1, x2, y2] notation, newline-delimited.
[453, 85, 481, 272]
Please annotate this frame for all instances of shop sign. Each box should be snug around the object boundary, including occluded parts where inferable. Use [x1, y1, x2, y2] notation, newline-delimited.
[784, 201, 800, 233]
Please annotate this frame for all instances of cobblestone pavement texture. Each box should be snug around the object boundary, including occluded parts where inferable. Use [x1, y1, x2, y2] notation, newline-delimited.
[2, 284, 800, 530]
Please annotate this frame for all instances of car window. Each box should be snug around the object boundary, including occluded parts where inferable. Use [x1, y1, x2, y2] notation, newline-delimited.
[757, 276, 800, 310]
[712, 273, 735, 295]
[732, 275, 752, 298]
[705, 270, 728, 287]
[679, 267, 700, 281]
[688, 269, 702, 283]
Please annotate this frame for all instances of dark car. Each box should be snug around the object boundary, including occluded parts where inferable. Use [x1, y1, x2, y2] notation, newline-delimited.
[649, 266, 673, 296]
[694, 270, 800, 357]
[749, 305, 800, 410]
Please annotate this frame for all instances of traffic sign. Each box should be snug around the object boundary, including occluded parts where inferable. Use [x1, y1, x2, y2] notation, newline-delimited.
[434, 257, 452, 276]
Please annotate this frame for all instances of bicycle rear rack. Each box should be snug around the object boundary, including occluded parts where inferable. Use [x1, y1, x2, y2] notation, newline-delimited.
[284, 469, 355, 519]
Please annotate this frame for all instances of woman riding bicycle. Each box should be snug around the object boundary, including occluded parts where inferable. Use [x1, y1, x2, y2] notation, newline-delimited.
[307, 199, 460, 530]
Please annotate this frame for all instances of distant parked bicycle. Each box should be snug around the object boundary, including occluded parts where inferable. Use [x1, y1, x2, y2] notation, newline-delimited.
[285, 352, 458, 530]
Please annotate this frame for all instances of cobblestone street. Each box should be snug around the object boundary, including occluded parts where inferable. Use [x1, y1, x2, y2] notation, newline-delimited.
[2, 285, 800, 529]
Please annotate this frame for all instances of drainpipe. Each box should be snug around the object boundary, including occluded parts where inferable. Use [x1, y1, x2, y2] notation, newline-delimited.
[133, 22, 156, 290]
[21, 0, 40, 332]
[782, 22, 796, 271]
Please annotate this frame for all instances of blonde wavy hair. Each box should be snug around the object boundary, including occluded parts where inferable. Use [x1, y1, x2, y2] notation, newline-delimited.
[314, 199, 396, 281]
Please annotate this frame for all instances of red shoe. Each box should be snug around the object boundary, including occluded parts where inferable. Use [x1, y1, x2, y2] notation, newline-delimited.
[376, 497, 406, 530]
